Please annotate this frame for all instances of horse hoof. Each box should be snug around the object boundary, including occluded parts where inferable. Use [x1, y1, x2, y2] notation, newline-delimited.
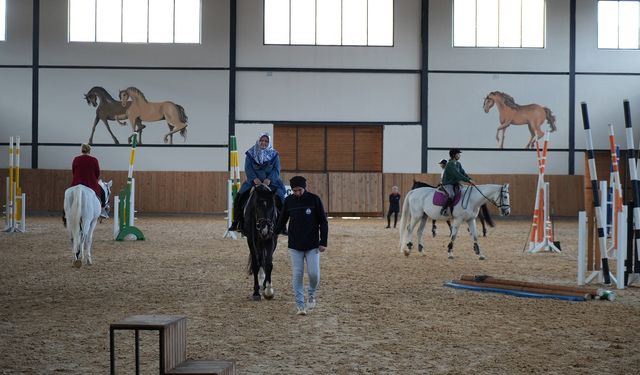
[73, 259, 82, 268]
[403, 249, 410, 257]
[419, 251, 426, 257]
[479, 255, 486, 260]
[447, 254, 454, 259]
[264, 289, 274, 300]
[252, 294, 261, 301]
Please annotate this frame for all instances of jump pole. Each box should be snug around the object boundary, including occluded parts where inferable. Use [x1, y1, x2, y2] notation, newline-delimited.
[223, 135, 240, 240]
[114, 133, 144, 241]
[528, 132, 560, 253]
[623, 99, 640, 286]
[4, 136, 26, 233]
[580, 102, 611, 285]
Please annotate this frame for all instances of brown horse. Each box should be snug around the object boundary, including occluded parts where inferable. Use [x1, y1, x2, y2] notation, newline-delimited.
[118, 87, 188, 144]
[84, 86, 146, 144]
[483, 91, 556, 149]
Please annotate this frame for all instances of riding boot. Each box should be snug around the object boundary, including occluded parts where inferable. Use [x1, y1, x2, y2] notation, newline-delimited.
[229, 192, 244, 232]
[386, 213, 391, 228]
[275, 196, 288, 235]
[440, 198, 452, 216]
[99, 189, 109, 219]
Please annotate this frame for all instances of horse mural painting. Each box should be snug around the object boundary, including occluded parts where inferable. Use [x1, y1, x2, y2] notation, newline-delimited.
[118, 87, 188, 144]
[84, 86, 145, 144]
[243, 185, 280, 300]
[63, 179, 112, 268]
[399, 184, 510, 260]
[483, 91, 557, 149]
[411, 180, 492, 239]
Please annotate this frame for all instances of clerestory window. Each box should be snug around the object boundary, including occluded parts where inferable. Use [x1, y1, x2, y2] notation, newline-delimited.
[68, 0, 201, 43]
[453, 0, 545, 48]
[0, 0, 6, 41]
[264, 0, 393, 46]
[598, 0, 640, 49]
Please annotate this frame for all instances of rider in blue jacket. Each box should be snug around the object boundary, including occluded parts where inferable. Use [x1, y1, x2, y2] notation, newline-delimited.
[229, 132, 285, 232]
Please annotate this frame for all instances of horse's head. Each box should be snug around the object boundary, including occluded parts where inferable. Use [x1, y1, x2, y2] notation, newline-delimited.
[483, 94, 495, 113]
[85, 92, 98, 107]
[118, 90, 130, 107]
[248, 185, 278, 240]
[98, 179, 113, 216]
[497, 183, 511, 216]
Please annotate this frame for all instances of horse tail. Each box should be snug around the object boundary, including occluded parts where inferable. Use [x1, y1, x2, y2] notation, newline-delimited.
[69, 187, 84, 251]
[176, 104, 188, 124]
[480, 204, 495, 228]
[398, 190, 412, 250]
[544, 107, 557, 132]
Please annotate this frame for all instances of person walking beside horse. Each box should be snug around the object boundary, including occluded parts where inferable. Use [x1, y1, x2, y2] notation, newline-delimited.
[441, 148, 474, 216]
[229, 132, 286, 233]
[276, 176, 328, 316]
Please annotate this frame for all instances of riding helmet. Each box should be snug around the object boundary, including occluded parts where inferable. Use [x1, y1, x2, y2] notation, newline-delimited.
[449, 148, 462, 158]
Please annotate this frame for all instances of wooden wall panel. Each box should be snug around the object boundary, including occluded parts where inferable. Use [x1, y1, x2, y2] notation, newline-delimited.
[297, 127, 325, 171]
[326, 127, 354, 171]
[274, 126, 298, 170]
[0, 170, 585, 216]
[354, 127, 382, 172]
[328, 172, 382, 214]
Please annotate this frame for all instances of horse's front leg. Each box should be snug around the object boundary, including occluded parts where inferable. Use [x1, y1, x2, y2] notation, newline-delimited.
[431, 219, 437, 237]
[263, 257, 274, 300]
[447, 221, 461, 259]
[467, 219, 485, 260]
[89, 116, 100, 144]
[101, 118, 120, 145]
[496, 121, 510, 148]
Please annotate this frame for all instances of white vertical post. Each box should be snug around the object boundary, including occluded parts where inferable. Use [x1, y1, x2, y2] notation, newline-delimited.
[617, 206, 627, 289]
[578, 211, 587, 285]
[113, 196, 120, 240]
[129, 178, 135, 227]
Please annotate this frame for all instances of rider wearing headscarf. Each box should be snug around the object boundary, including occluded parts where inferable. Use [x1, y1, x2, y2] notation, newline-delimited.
[229, 132, 285, 232]
[440, 148, 474, 216]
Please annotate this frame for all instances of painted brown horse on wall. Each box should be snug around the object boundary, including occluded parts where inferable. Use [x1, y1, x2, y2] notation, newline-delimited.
[483, 91, 557, 149]
[118, 87, 188, 144]
[84, 86, 145, 144]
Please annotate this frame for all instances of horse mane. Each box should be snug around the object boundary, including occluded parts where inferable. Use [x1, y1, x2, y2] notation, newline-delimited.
[411, 180, 436, 190]
[491, 91, 520, 110]
[88, 86, 117, 102]
[125, 87, 148, 103]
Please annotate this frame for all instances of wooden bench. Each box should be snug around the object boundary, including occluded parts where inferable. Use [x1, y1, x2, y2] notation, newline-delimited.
[110, 314, 235, 375]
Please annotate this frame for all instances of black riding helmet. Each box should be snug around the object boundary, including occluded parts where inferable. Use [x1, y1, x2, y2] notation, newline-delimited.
[449, 148, 462, 158]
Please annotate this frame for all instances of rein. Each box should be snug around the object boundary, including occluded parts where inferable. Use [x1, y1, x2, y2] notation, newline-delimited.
[470, 184, 510, 210]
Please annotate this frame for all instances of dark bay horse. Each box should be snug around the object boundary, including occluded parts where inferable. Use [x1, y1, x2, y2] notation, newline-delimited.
[84, 86, 145, 144]
[411, 180, 491, 239]
[243, 185, 279, 300]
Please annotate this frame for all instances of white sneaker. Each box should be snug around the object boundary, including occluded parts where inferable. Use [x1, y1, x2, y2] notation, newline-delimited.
[296, 306, 307, 316]
[307, 296, 316, 310]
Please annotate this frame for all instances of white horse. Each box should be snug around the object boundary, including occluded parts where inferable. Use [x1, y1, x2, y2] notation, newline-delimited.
[399, 184, 510, 260]
[63, 180, 112, 268]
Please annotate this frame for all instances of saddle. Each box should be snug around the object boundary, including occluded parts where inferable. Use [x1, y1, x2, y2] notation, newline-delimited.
[433, 187, 462, 207]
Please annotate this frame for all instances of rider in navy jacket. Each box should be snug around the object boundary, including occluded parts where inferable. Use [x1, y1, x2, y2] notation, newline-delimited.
[276, 184, 328, 251]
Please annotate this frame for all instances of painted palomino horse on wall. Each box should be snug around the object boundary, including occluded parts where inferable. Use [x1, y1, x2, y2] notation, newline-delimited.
[483, 91, 557, 149]
[84, 86, 146, 144]
[118, 87, 188, 144]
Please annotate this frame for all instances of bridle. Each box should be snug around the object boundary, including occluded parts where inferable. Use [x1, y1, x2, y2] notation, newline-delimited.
[471, 184, 510, 214]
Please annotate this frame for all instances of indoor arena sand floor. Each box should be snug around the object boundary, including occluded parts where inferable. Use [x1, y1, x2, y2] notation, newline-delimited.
[1, 215, 640, 374]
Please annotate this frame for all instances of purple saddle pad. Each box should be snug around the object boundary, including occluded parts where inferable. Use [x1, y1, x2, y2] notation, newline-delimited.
[433, 190, 461, 207]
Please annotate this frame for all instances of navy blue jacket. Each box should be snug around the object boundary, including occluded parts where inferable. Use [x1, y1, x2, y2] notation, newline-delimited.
[276, 191, 328, 251]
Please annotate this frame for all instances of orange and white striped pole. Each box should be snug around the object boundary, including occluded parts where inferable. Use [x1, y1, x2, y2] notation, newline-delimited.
[608, 124, 623, 249]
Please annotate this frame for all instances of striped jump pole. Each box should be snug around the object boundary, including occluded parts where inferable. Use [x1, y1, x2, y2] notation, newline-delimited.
[623, 99, 640, 286]
[4, 136, 26, 233]
[528, 132, 559, 253]
[581, 102, 611, 285]
[224, 135, 240, 239]
[114, 133, 144, 241]
[607, 125, 624, 251]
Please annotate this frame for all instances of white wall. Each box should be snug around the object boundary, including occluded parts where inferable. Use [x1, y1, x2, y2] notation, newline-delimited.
[2, 0, 640, 176]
